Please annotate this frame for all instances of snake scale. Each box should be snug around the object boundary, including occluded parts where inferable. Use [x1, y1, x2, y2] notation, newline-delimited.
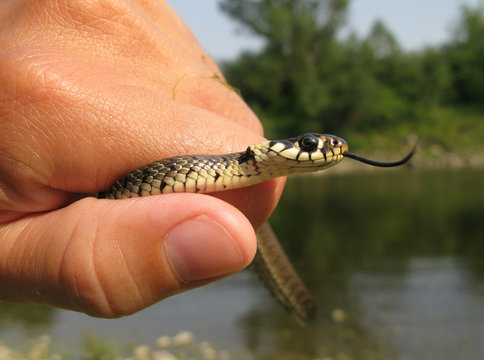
[97, 133, 415, 323]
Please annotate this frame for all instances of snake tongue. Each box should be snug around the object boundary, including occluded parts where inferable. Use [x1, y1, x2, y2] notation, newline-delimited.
[343, 144, 416, 168]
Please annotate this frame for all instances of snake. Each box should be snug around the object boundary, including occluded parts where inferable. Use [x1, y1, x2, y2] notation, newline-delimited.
[97, 133, 415, 323]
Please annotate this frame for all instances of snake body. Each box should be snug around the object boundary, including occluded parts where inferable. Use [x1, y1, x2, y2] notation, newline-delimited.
[98, 133, 414, 323]
[98, 133, 347, 199]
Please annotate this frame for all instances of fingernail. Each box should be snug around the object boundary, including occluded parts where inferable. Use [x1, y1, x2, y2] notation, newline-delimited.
[164, 215, 244, 282]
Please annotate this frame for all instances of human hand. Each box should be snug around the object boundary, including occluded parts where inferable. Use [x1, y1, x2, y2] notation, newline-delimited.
[0, 0, 284, 317]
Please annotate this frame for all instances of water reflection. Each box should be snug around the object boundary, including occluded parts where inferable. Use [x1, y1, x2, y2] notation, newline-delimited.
[1, 170, 483, 359]
[241, 169, 484, 359]
[272, 169, 484, 275]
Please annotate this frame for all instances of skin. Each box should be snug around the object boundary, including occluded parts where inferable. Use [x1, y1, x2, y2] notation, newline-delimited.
[0, 0, 285, 317]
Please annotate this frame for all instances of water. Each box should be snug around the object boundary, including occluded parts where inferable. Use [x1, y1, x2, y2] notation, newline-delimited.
[1, 169, 484, 359]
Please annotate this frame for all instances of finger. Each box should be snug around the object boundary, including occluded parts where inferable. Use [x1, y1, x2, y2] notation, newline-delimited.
[2, 0, 259, 130]
[212, 177, 287, 229]
[0, 78, 268, 202]
[129, 0, 222, 74]
[0, 0, 281, 227]
[0, 194, 256, 317]
[1, 76, 284, 228]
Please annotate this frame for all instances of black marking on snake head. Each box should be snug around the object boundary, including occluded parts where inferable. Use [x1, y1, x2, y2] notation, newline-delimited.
[238, 147, 256, 164]
[296, 150, 305, 161]
[214, 173, 221, 181]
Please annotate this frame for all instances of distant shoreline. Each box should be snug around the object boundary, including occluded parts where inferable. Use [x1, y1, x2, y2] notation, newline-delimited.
[321, 152, 484, 174]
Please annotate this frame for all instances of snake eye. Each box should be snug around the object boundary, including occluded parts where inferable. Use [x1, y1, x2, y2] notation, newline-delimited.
[297, 134, 319, 152]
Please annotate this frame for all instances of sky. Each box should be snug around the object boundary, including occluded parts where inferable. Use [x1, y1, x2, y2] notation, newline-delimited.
[166, 0, 481, 61]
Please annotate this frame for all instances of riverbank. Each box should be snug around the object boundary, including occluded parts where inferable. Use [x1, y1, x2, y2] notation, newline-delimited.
[0, 331, 232, 360]
[332, 147, 484, 174]
[329, 104, 484, 172]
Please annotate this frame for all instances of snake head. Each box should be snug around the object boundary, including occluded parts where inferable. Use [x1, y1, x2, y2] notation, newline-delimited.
[248, 133, 349, 176]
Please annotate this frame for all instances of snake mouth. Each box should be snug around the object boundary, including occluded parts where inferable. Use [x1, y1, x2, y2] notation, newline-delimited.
[343, 144, 416, 167]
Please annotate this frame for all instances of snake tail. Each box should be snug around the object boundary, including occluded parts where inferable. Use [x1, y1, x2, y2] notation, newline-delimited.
[252, 222, 317, 324]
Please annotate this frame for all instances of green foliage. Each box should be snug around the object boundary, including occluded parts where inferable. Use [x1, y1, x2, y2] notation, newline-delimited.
[220, 0, 350, 136]
[219, 0, 484, 149]
[446, 4, 484, 104]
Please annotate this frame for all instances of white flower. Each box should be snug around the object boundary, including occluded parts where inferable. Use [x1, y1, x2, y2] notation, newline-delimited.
[172, 331, 194, 346]
[133, 345, 151, 360]
[152, 350, 177, 360]
[156, 336, 172, 348]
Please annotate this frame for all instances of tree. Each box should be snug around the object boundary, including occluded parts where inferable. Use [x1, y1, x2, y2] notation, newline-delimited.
[219, 0, 350, 136]
[446, 4, 484, 105]
[219, 0, 451, 137]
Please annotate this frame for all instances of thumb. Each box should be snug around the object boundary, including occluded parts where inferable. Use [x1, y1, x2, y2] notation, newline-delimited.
[0, 194, 256, 317]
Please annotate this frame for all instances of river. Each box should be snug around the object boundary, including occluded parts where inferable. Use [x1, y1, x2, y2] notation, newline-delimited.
[1, 169, 483, 359]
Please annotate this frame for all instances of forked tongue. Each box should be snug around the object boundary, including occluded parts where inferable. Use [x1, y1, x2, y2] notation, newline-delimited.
[343, 144, 416, 167]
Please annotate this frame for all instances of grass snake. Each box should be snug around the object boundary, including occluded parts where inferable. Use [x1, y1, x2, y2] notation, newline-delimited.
[97, 133, 415, 323]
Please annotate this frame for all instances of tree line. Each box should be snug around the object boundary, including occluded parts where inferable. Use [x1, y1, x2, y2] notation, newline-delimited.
[219, 0, 484, 142]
